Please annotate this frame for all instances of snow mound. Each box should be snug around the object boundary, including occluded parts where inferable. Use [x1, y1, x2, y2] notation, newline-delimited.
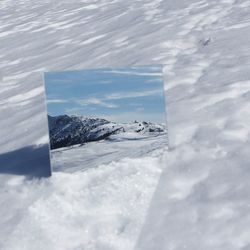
[0, 152, 164, 250]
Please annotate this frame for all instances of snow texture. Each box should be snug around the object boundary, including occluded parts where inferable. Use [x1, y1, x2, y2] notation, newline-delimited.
[1, 0, 250, 249]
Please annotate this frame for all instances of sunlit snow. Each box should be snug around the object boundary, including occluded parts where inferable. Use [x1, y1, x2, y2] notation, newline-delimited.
[1, 0, 250, 250]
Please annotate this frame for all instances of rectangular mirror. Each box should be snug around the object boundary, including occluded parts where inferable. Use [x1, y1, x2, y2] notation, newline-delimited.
[44, 65, 168, 172]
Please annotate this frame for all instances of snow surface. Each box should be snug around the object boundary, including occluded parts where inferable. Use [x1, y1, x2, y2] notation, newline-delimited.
[1, 0, 250, 250]
[51, 133, 167, 173]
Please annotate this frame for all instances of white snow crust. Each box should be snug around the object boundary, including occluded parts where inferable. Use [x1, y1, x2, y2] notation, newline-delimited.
[1, 0, 250, 249]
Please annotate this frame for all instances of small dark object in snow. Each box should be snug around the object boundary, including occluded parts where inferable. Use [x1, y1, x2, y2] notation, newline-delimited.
[199, 37, 211, 46]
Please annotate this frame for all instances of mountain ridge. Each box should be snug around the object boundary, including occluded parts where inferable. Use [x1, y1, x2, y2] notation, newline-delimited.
[48, 115, 166, 149]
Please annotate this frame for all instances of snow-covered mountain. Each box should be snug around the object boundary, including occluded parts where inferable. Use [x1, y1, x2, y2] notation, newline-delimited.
[48, 115, 166, 149]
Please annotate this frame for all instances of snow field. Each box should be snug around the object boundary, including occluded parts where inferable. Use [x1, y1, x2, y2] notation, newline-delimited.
[1, 0, 250, 249]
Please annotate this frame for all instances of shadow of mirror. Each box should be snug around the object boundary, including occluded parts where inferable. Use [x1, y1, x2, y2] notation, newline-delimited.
[0, 145, 51, 178]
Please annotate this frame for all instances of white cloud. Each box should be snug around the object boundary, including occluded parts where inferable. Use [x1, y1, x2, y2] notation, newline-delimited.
[72, 88, 162, 109]
[101, 66, 162, 77]
[136, 107, 145, 112]
[47, 99, 68, 104]
[65, 107, 84, 114]
[145, 78, 163, 84]
[76, 97, 118, 108]
[47, 88, 162, 110]
[106, 89, 162, 100]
